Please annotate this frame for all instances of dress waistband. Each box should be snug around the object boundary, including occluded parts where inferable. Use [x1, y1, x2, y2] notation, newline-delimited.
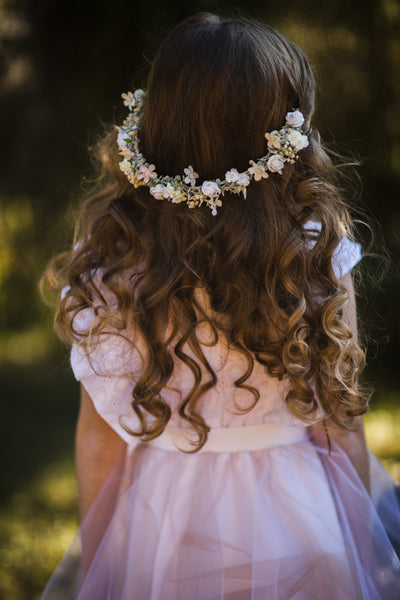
[142, 421, 307, 453]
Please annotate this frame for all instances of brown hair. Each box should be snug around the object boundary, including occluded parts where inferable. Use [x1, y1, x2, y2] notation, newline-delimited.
[44, 12, 367, 450]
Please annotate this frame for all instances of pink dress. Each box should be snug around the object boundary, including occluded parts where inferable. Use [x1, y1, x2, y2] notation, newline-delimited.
[42, 235, 400, 599]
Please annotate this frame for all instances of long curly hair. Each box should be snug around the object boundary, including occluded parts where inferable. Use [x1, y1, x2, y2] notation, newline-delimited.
[44, 12, 368, 450]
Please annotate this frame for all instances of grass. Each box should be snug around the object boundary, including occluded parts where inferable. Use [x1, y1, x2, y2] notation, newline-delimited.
[0, 355, 79, 599]
[1, 362, 399, 599]
[364, 399, 400, 482]
[0, 460, 78, 600]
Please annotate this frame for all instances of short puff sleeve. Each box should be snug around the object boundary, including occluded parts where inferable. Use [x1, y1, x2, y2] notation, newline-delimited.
[70, 306, 145, 446]
[305, 220, 362, 278]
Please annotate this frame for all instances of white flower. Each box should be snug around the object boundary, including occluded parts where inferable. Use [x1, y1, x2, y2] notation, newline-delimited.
[286, 129, 309, 151]
[231, 173, 251, 198]
[267, 154, 285, 174]
[121, 92, 136, 110]
[120, 146, 134, 160]
[119, 159, 132, 176]
[150, 184, 170, 200]
[248, 161, 269, 182]
[285, 110, 304, 128]
[184, 165, 199, 186]
[116, 127, 130, 150]
[225, 168, 240, 183]
[265, 131, 281, 149]
[236, 173, 250, 187]
[201, 181, 221, 198]
[137, 164, 157, 183]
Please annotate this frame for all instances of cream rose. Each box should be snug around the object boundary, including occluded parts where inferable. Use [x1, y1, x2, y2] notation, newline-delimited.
[201, 181, 221, 197]
[285, 110, 304, 128]
[287, 130, 309, 151]
[236, 173, 250, 186]
[225, 169, 240, 183]
[266, 155, 285, 174]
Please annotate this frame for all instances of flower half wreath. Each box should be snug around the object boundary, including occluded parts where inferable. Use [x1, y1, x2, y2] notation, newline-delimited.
[116, 89, 309, 216]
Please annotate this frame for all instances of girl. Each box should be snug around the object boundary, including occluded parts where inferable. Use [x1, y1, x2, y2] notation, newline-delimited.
[42, 12, 400, 599]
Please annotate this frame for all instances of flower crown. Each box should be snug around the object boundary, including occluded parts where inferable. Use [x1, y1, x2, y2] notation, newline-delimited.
[116, 89, 309, 215]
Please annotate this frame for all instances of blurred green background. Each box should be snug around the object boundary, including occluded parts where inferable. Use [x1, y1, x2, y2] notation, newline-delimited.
[0, 0, 399, 598]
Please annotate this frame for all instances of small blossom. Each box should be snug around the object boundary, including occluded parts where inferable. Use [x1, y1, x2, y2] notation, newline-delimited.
[119, 159, 132, 176]
[209, 198, 223, 216]
[120, 146, 134, 160]
[131, 173, 142, 186]
[285, 110, 304, 128]
[134, 89, 146, 103]
[267, 154, 285, 174]
[116, 127, 131, 150]
[184, 165, 199, 187]
[286, 129, 309, 151]
[150, 184, 170, 200]
[116, 127, 127, 147]
[236, 173, 250, 187]
[121, 92, 136, 110]
[137, 164, 157, 183]
[152, 183, 185, 204]
[201, 181, 221, 198]
[225, 169, 240, 183]
[248, 160, 269, 182]
[169, 187, 186, 204]
[124, 114, 137, 129]
[265, 131, 281, 149]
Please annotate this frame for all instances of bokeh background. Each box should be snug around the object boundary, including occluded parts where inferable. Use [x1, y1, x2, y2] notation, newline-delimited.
[0, 0, 399, 597]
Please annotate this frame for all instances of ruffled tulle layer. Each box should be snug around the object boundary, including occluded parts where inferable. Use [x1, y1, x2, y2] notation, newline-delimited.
[42, 439, 400, 600]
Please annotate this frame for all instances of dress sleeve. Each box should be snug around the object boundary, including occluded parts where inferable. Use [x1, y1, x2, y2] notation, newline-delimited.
[70, 307, 144, 447]
[304, 220, 362, 279]
[331, 236, 362, 279]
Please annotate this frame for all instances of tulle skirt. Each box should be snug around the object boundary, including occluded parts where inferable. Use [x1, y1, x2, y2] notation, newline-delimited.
[41, 433, 400, 599]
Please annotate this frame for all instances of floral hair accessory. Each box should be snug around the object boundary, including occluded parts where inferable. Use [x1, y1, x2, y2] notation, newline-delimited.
[116, 89, 309, 216]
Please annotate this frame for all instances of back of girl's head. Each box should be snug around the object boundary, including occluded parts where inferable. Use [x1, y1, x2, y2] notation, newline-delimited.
[142, 12, 315, 180]
[46, 13, 368, 450]
[129, 14, 340, 318]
